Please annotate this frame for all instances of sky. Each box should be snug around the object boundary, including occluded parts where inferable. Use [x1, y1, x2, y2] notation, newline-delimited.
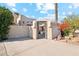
[0, 3, 79, 22]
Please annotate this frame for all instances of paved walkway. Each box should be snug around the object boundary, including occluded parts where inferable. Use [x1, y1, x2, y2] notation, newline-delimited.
[1, 39, 79, 56]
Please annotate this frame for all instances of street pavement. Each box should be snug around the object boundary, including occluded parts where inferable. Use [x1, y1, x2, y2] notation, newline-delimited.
[0, 42, 7, 56]
[0, 39, 79, 56]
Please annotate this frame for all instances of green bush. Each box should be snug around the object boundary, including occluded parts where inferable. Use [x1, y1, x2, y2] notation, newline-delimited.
[0, 6, 13, 41]
[63, 29, 70, 36]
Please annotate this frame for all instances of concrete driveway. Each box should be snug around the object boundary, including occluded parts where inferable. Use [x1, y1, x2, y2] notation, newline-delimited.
[1, 39, 79, 56]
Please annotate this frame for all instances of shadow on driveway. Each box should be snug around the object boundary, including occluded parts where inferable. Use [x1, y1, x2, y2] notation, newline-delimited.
[4, 36, 32, 42]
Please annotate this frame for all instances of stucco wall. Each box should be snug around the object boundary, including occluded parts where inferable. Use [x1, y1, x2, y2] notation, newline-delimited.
[19, 15, 34, 26]
[8, 25, 32, 39]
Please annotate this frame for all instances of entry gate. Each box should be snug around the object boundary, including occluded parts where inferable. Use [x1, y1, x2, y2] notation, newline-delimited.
[32, 21, 53, 40]
[37, 21, 47, 39]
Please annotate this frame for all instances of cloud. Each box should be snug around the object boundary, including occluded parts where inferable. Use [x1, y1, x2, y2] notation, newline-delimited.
[6, 3, 16, 7]
[38, 13, 56, 21]
[25, 15, 35, 19]
[47, 14, 55, 18]
[40, 10, 47, 13]
[44, 3, 55, 11]
[38, 13, 55, 21]
[68, 11, 72, 15]
[36, 3, 54, 14]
[23, 8, 27, 12]
[29, 3, 33, 5]
[6, 3, 17, 12]
[72, 3, 79, 8]
[12, 8, 17, 12]
[30, 15, 35, 19]
[36, 3, 44, 10]
[32, 16, 35, 18]
[47, 14, 55, 21]
[62, 12, 66, 15]
[68, 5, 73, 9]
[58, 15, 66, 22]
[38, 17, 43, 20]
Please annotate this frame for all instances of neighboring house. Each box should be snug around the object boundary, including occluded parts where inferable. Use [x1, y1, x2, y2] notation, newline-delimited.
[19, 15, 35, 26]
[13, 12, 36, 26]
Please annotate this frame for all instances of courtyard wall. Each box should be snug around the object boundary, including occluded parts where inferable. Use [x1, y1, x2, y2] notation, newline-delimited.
[8, 25, 32, 39]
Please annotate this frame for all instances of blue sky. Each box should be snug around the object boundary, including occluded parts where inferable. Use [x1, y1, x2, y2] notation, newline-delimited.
[0, 3, 79, 22]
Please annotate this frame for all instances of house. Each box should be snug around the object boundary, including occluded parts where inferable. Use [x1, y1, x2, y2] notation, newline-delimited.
[12, 12, 36, 26]
[9, 12, 60, 40]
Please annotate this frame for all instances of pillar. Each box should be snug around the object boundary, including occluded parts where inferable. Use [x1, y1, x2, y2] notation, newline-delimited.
[47, 21, 52, 40]
[32, 21, 37, 40]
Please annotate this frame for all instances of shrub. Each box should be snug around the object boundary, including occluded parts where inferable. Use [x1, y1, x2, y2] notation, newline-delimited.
[63, 29, 70, 36]
[0, 6, 13, 41]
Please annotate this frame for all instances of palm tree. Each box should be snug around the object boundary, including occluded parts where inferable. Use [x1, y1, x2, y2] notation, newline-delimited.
[55, 3, 58, 23]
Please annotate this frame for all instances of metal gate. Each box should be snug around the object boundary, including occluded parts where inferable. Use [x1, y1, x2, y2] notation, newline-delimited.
[37, 21, 47, 39]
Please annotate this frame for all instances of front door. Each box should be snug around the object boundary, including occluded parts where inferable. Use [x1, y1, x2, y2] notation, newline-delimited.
[37, 21, 47, 39]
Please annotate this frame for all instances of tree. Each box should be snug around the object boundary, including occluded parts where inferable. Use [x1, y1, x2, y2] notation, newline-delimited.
[58, 21, 70, 31]
[0, 6, 14, 41]
[58, 21, 70, 37]
[64, 15, 79, 37]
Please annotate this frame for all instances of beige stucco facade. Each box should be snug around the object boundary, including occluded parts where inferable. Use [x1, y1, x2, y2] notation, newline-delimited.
[10, 12, 59, 40]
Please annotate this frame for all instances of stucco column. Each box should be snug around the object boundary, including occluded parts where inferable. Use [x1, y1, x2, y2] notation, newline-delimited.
[32, 21, 37, 40]
[47, 21, 52, 40]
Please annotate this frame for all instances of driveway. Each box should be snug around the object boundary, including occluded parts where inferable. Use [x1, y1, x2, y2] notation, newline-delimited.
[1, 39, 79, 56]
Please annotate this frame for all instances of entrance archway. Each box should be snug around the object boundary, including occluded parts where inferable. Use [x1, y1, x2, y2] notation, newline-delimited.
[32, 21, 53, 40]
